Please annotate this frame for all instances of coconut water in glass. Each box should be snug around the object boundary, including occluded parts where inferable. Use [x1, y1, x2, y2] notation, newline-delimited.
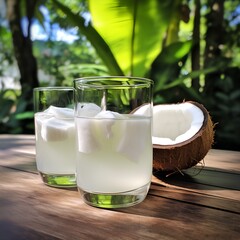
[74, 76, 153, 208]
[34, 87, 76, 187]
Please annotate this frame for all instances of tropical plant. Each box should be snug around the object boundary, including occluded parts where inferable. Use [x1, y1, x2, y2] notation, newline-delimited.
[50, 0, 240, 150]
[1, 0, 100, 134]
[1, 0, 40, 134]
[1, 0, 239, 150]
[0, 88, 34, 133]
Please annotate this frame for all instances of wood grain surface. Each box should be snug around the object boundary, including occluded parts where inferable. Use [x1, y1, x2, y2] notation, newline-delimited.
[0, 135, 239, 240]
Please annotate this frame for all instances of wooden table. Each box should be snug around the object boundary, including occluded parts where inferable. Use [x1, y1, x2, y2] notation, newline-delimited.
[0, 134, 239, 240]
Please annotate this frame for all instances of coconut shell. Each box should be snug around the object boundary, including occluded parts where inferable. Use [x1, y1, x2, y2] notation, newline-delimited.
[153, 101, 214, 172]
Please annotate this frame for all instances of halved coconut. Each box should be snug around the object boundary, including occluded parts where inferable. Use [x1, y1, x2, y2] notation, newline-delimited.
[152, 101, 214, 172]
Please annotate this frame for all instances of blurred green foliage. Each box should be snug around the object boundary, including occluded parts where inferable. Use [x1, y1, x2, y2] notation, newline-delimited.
[34, 39, 106, 86]
[0, 89, 34, 133]
[0, 0, 239, 150]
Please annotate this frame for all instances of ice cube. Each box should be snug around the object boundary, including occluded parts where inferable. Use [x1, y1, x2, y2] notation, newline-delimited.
[95, 110, 123, 119]
[76, 110, 126, 153]
[95, 111, 124, 139]
[75, 118, 99, 153]
[76, 103, 101, 117]
[117, 118, 151, 162]
[41, 117, 74, 142]
[45, 106, 74, 119]
[133, 103, 152, 116]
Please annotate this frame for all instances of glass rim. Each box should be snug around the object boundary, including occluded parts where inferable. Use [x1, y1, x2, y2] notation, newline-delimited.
[74, 76, 153, 89]
[34, 86, 74, 92]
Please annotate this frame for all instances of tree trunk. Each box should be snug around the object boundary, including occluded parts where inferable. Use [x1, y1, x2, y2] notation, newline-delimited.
[203, 0, 224, 96]
[191, 0, 201, 91]
[6, 0, 39, 102]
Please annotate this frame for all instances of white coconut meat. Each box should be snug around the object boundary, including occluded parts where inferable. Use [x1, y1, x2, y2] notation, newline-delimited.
[152, 102, 204, 145]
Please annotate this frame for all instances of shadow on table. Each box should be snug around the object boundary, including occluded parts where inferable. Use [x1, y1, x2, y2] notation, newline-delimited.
[114, 168, 240, 219]
[0, 220, 61, 240]
[0, 135, 35, 151]
[153, 166, 240, 191]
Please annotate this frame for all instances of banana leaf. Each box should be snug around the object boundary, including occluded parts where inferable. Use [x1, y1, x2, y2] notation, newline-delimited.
[89, 0, 175, 77]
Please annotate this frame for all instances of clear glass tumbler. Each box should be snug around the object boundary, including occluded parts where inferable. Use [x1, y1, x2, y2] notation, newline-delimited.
[33, 87, 76, 188]
[74, 76, 153, 208]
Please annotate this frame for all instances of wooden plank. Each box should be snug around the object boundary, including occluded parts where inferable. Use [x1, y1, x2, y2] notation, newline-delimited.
[0, 135, 240, 239]
[152, 172, 240, 201]
[0, 220, 62, 240]
[1, 134, 239, 202]
[0, 166, 239, 240]
[149, 183, 240, 213]
[153, 168, 240, 191]
[0, 134, 37, 173]
[183, 168, 240, 190]
[152, 149, 240, 201]
[0, 134, 239, 174]
[204, 149, 240, 173]
[0, 134, 35, 152]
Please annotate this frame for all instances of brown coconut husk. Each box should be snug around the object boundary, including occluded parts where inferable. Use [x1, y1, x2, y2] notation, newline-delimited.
[152, 101, 215, 172]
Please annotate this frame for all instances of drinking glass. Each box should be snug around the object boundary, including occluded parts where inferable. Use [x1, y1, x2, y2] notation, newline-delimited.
[33, 87, 76, 187]
[74, 76, 153, 208]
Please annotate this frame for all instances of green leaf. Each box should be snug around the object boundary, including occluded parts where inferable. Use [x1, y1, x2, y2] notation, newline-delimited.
[34, 2, 46, 32]
[159, 41, 192, 64]
[51, 0, 123, 75]
[0, 99, 14, 120]
[15, 111, 34, 120]
[230, 90, 240, 100]
[156, 63, 227, 93]
[59, 63, 109, 77]
[215, 92, 229, 102]
[151, 41, 192, 91]
[218, 104, 230, 113]
[89, 0, 174, 76]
